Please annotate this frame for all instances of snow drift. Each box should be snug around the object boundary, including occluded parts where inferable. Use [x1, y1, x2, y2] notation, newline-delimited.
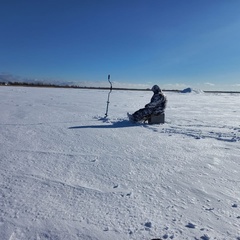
[181, 87, 204, 94]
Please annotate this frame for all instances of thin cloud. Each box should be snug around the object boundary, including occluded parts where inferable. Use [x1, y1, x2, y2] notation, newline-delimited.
[164, 83, 187, 88]
[204, 82, 215, 86]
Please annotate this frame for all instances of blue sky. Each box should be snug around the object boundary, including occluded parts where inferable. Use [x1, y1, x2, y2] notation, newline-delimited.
[1, 0, 240, 90]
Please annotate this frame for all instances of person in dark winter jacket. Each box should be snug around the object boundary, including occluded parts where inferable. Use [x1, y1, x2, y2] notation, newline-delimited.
[128, 85, 167, 122]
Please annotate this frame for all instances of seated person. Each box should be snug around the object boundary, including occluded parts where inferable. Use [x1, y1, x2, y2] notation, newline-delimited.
[128, 85, 167, 122]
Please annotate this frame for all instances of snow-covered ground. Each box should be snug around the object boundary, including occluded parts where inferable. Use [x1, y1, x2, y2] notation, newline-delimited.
[0, 86, 240, 240]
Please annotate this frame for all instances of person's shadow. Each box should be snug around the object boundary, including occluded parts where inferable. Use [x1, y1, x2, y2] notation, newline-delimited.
[68, 118, 143, 129]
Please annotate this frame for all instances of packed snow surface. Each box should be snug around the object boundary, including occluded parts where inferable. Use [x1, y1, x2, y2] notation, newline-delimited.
[0, 86, 240, 240]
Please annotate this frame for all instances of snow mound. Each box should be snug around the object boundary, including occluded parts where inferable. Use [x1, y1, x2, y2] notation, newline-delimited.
[181, 87, 204, 94]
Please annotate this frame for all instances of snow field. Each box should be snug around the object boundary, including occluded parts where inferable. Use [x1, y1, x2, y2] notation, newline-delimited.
[0, 86, 240, 240]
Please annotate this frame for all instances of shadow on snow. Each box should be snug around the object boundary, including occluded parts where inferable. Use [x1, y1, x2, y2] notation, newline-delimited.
[68, 119, 143, 129]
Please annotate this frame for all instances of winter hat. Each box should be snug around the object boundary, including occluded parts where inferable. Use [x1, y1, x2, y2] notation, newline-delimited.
[151, 85, 161, 93]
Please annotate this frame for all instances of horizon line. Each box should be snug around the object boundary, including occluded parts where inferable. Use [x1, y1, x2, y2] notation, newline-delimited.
[1, 81, 240, 94]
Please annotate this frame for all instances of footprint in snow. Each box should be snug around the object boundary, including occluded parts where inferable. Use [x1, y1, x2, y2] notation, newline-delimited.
[185, 222, 196, 228]
[90, 158, 98, 162]
[120, 192, 132, 197]
[144, 222, 152, 232]
[200, 234, 210, 240]
[144, 222, 152, 228]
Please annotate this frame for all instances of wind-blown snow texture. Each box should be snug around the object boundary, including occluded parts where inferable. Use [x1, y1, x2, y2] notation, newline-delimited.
[0, 86, 240, 240]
